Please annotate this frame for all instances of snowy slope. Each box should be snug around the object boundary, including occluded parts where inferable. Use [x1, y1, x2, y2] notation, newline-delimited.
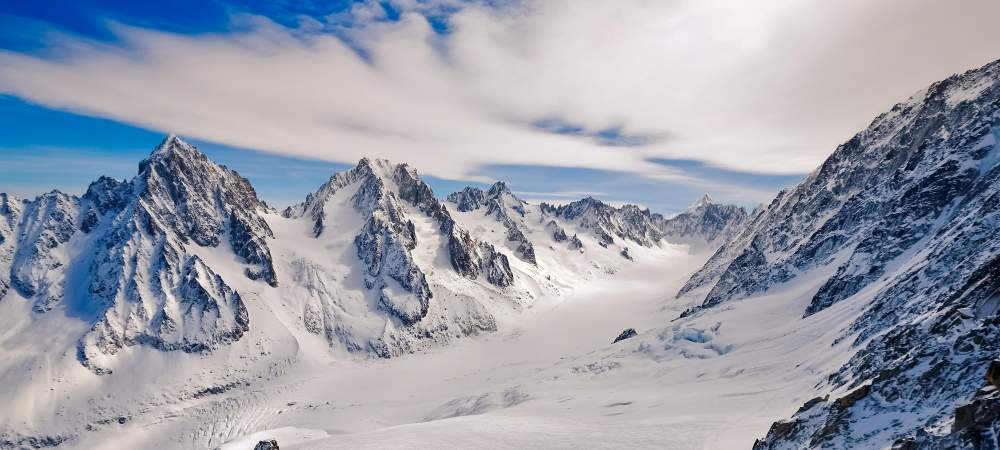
[0, 136, 750, 449]
[4, 59, 997, 450]
[681, 58, 1000, 449]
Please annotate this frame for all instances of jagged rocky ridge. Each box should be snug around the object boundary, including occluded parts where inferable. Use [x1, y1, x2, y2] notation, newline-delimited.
[538, 195, 746, 250]
[684, 58, 1000, 448]
[81, 136, 277, 373]
[0, 134, 748, 374]
[658, 194, 748, 246]
[446, 182, 536, 264]
[283, 158, 514, 328]
[0, 136, 279, 374]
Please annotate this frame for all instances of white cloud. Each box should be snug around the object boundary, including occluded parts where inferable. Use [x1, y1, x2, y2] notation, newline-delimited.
[0, 0, 998, 187]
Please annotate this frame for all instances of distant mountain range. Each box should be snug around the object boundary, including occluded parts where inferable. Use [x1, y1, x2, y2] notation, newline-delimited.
[0, 135, 745, 375]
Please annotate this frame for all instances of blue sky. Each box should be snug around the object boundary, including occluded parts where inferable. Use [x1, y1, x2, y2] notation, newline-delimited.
[0, 95, 797, 210]
[1, 0, 996, 213]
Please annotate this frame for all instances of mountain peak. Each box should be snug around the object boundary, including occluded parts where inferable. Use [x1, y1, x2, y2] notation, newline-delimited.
[152, 133, 192, 155]
[354, 157, 400, 180]
[487, 181, 512, 196]
[141, 134, 209, 173]
[687, 194, 714, 211]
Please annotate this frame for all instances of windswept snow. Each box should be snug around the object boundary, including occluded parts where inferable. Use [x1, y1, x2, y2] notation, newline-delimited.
[35, 244, 868, 450]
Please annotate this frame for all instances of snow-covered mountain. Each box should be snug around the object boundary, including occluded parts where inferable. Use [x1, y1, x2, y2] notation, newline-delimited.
[678, 58, 1000, 448]
[0, 136, 278, 375]
[445, 183, 746, 283]
[657, 194, 748, 247]
[7, 59, 997, 450]
[0, 135, 753, 448]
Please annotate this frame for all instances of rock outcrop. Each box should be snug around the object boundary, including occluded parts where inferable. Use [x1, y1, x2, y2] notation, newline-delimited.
[447, 182, 536, 265]
[79, 135, 275, 373]
[1, 135, 278, 374]
[656, 194, 748, 245]
[254, 439, 279, 450]
[286, 158, 514, 329]
[612, 328, 638, 343]
[732, 57, 1000, 450]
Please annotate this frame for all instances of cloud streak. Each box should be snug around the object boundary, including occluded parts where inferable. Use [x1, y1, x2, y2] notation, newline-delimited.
[0, 0, 997, 193]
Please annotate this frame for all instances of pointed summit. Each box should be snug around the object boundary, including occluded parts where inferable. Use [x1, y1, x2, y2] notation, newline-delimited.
[487, 181, 512, 197]
[687, 194, 714, 211]
[140, 134, 213, 176]
[151, 133, 194, 156]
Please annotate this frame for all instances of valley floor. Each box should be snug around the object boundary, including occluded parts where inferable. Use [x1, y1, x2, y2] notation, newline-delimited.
[69, 245, 862, 450]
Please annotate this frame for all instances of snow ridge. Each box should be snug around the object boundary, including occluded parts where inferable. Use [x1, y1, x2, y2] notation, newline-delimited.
[685, 57, 1000, 449]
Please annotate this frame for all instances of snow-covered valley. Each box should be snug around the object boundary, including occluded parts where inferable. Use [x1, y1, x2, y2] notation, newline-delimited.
[75, 246, 853, 450]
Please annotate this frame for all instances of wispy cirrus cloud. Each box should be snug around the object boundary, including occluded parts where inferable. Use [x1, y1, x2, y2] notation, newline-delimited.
[0, 0, 998, 206]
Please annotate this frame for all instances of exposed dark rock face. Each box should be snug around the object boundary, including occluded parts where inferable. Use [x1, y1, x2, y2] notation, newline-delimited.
[950, 388, 1000, 448]
[392, 165, 515, 290]
[1, 135, 278, 373]
[619, 247, 633, 261]
[753, 420, 800, 449]
[987, 360, 1000, 389]
[78, 136, 273, 373]
[612, 328, 638, 343]
[0, 432, 72, 449]
[443, 223, 514, 288]
[547, 220, 568, 242]
[657, 195, 748, 245]
[287, 158, 514, 328]
[540, 195, 745, 250]
[447, 182, 536, 265]
[447, 186, 487, 212]
[541, 197, 664, 247]
[680, 59, 1000, 315]
[79, 176, 129, 233]
[733, 58, 1000, 450]
[354, 162, 432, 325]
[136, 136, 277, 287]
[254, 439, 279, 450]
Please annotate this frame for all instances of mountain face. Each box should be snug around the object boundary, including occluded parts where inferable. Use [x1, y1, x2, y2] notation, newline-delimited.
[0, 133, 754, 447]
[4, 190, 79, 314]
[79, 136, 278, 373]
[446, 182, 536, 265]
[658, 194, 748, 246]
[2, 135, 744, 377]
[282, 158, 513, 331]
[0, 135, 279, 373]
[537, 195, 746, 250]
[679, 58, 1000, 448]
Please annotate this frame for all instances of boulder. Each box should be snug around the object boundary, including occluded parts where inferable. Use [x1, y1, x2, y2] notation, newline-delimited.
[834, 384, 870, 409]
[254, 439, 279, 450]
[986, 360, 1000, 389]
[612, 328, 638, 343]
